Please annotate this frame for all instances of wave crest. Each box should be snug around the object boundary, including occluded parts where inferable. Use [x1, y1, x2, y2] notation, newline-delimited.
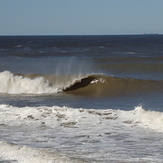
[0, 71, 163, 96]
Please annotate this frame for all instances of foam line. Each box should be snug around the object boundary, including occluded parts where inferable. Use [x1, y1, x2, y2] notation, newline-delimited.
[0, 141, 83, 163]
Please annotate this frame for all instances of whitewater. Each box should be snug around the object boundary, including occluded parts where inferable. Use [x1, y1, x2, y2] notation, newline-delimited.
[1, 104, 163, 162]
[1, 35, 163, 162]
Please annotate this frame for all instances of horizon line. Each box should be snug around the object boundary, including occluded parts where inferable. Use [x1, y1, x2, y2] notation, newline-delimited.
[0, 33, 162, 37]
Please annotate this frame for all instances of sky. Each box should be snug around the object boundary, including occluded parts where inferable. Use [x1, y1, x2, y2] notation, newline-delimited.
[0, 0, 163, 35]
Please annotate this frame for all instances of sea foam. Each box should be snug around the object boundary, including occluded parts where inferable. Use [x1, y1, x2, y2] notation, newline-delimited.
[0, 71, 57, 94]
[0, 104, 163, 162]
[0, 104, 163, 132]
[134, 106, 163, 131]
[0, 141, 82, 163]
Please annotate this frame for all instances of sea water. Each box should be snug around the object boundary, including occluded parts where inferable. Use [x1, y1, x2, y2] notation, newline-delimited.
[0, 35, 163, 162]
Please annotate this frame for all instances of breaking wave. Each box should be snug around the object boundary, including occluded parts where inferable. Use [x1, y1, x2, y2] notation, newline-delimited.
[0, 71, 88, 94]
[0, 70, 163, 96]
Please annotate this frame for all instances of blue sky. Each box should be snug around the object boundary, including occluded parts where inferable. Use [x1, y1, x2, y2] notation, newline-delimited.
[0, 0, 163, 35]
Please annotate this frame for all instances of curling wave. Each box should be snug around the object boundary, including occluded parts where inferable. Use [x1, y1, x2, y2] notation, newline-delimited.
[63, 74, 163, 97]
[0, 71, 88, 94]
[0, 71, 163, 96]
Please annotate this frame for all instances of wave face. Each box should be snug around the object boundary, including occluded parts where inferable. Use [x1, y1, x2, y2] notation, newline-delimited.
[1, 71, 163, 97]
[64, 74, 163, 97]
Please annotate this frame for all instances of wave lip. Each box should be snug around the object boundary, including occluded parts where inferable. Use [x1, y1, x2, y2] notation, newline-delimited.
[64, 76, 96, 91]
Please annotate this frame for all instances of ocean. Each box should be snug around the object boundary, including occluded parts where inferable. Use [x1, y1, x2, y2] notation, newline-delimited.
[0, 35, 163, 162]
